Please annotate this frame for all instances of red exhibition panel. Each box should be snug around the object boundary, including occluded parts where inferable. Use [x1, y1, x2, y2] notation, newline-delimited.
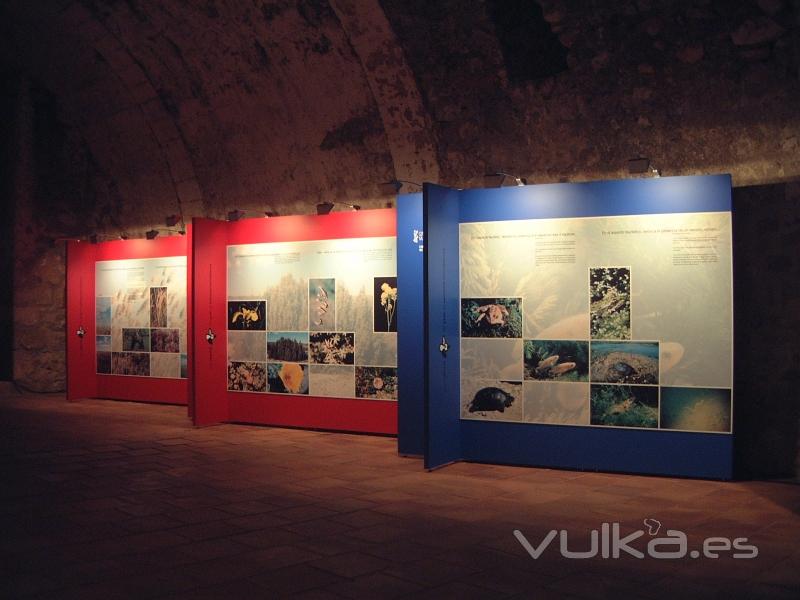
[66, 234, 190, 405]
[194, 209, 398, 434]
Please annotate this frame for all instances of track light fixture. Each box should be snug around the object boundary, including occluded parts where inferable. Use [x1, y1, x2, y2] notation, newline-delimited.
[627, 157, 661, 178]
[227, 209, 246, 222]
[165, 214, 181, 227]
[383, 179, 423, 193]
[145, 229, 159, 240]
[316, 202, 335, 215]
[264, 211, 279, 218]
[486, 171, 527, 187]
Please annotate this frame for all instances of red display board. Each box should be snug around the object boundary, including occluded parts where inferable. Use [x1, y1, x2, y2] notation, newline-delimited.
[66, 234, 190, 405]
[191, 211, 398, 434]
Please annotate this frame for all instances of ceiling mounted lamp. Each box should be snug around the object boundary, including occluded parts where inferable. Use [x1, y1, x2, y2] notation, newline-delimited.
[145, 229, 159, 240]
[383, 179, 423, 194]
[486, 171, 527, 187]
[264, 211, 279, 218]
[227, 209, 246, 222]
[628, 157, 661, 178]
[119, 233, 129, 240]
[165, 214, 181, 227]
[316, 202, 335, 215]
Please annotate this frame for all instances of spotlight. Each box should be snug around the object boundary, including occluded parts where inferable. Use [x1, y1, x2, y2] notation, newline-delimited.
[486, 171, 527, 187]
[89, 234, 99, 244]
[145, 229, 159, 240]
[264, 211, 279, 218]
[119, 233, 129, 240]
[227, 209, 245, 222]
[316, 202, 335, 215]
[165, 214, 180, 227]
[627, 157, 650, 174]
[349, 204, 361, 211]
[382, 179, 422, 194]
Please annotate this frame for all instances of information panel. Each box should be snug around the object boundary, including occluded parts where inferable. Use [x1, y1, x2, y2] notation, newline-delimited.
[226, 237, 398, 400]
[95, 256, 188, 379]
[459, 211, 732, 434]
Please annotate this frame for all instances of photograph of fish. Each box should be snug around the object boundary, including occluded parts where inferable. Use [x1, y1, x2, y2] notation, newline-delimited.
[122, 328, 151, 352]
[373, 277, 398, 332]
[180, 354, 188, 379]
[150, 287, 168, 328]
[111, 352, 150, 376]
[461, 379, 523, 421]
[309, 365, 355, 398]
[461, 297, 523, 338]
[96, 335, 111, 352]
[96, 351, 111, 374]
[524, 340, 589, 382]
[267, 362, 309, 394]
[355, 366, 398, 400]
[228, 300, 266, 331]
[660, 387, 731, 433]
[227, 331, 267, 363]
[96, 297, 112, 335]
[590, 341, 659, 384]
[309, 332, 355, 365]
[151, 328, 180, 353]
[523, 382, 589, 425]
[309, 278, 335, 331]
[227, 361, 267, 392]
[590, 384, 658, 428]
[590, 267, 631, 340]
[267, 332, 309, 362]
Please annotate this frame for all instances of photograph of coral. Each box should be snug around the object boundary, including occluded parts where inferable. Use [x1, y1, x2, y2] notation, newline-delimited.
[150, 287, 168, 328]
[524, 340, 589, 382]
[590, 267, 631, 339]
[461, 379, 523, 421]
[112, 352, 150, 376]
[461, 297, 522, 338]
[96, 335, 111, 352]
[151, 329, 180, 353]
[355, 366, 397, 400]
[267, 332, 309, 362]
[122, 328, 150, 352]
[309, 365, 355, 398]
[590, 384, 658, 428]
[523, 382, 589, 425]
[97, 351, 111, 374]
[96, 297, 112, 335]
[227, 331, 267, 363]
[590, 341, 659, 384]
[228, 300, 266, 330]
[309, 332, 355, 365]
[309, 278, 335, 331]
[267, 362, 309, 394]
[660, 387, 731, 433]
[373, 277, 397, 332]
[227, 361, 267, 392]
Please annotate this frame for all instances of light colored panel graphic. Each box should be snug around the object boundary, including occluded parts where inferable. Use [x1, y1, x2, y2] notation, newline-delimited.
[523, 381, 589, 425]
[228, 331, 267, 363]
[461, 379, 523, 422]
[461, 339, 523, 381]
[309, 365, 355, 398]
[151, 353, 180, 378]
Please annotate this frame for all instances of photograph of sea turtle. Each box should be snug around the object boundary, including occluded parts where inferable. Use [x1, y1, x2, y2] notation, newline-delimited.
[590, 341, 659, 385]
[590, 384, 658, 428]
[309, 278, 335, 331]
[460, 379, 523, 421]
[461, 297, 523, 338]
[355, 366, 397, 400]
[373, 277, 397, 332]
[228, 300, 266, 331]
[267, 362, 309, 395]
[524, 340, 589, 382]
[227, 361, 267, 392]
[589, 267, 631, 340]
[660, 387, 731, 433]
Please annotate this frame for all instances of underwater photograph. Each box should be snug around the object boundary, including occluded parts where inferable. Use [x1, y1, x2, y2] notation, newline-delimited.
[660, 387, 731, 433]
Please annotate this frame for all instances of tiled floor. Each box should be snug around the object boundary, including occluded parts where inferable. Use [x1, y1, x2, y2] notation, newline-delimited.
[1, 392, 799, 599]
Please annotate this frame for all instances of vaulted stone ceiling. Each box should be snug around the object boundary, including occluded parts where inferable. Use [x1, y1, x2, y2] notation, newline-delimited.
[4, 0, 799, 237]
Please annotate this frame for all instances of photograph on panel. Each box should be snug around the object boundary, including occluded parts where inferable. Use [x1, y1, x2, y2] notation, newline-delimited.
[461, 379, 523, 421]
[524, 340, 589, 382]
[461, 297, 522, 338]
[589, 267, 631, 340]
[590, 341, 659, 385]
[590, 384, 658, 429]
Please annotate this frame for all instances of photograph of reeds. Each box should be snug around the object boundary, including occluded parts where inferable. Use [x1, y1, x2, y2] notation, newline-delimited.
[309, 278, 335, 331]
[150, 287, 168, 328]
[373, 277, 397, 332]
[111, 352, 150, 376]
[309, 332, 355, 365]
[227, 361, 267, 392]
[590, 267, 631, 340]
[267, 332, 309, 362]
[267, 362, 309, 394]
[228, 300, 267, 330]
[151, 329, 180, 353]
[122, 328, 150, 352]
[355, 366, 397, 400]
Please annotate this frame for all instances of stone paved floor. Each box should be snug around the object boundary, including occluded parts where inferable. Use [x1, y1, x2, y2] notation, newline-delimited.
[1, 392, 799, 599]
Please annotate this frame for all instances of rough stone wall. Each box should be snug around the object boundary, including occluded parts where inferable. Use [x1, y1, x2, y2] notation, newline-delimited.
[2, 0, 800, 476]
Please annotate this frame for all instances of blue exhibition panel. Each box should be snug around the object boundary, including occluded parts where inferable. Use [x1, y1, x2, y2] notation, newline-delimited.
[396, 193, 425, 456]
[422, 174, 734, 479]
